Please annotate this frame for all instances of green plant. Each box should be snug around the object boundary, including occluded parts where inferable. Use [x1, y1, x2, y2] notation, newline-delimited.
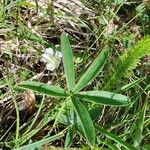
[104, 36, 150, 90]
[17, 32, 130, 148]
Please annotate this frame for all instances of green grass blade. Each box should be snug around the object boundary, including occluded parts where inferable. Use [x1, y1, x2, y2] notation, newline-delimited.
[95, 124, 137, 150]
[74, 91, 130, 106]
[18, 81, 68, 97]
[14, 131, 64, 150]
[97, 139, 120, 150]
[74, 47, 110, 92]
[134, 94, 148, 149]
[118, 77, 146, 92]
[71, 98, 95, 146]
[61, 32, 75, 91]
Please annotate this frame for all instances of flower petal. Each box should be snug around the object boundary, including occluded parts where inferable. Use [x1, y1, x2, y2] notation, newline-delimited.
[45, 48, 54, 56]
[54, 59, 61, 68]
[46, 63, 55, 71]
[41, 54, 49, 62]
[55, 51, 63, 58]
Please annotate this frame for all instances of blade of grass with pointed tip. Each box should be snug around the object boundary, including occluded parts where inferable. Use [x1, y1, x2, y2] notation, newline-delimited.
[95, 124, 137, 150]
[71, 98, 95, 146]
[61, 32, 75, 91]
[134, 95, 148, 149]
[98, 139, 120, 150]
[18, 81, 68, 97]
[74, 91, 129, 106]
[74, 47, 110, 92]
[14, 131, 64, 150]
[118, 77, 145, 92]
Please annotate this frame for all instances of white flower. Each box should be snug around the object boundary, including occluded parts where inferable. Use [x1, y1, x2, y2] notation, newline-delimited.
[41, 48, 62, 71]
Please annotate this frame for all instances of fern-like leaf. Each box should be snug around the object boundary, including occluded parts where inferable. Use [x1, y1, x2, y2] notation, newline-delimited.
[105, 36, 150, 90]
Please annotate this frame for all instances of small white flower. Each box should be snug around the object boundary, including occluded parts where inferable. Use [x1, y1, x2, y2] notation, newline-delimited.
[45, 48, 54, 56]
[41, 48, 62, 71]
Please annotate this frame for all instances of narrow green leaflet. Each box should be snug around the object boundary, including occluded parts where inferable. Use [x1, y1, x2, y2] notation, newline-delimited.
[61, 32, 75, 91]
[65, 126, 74, 148]
[74, 47, 110, 92]
[71, 98, 95, 146]
[95, 124, 137, 150]
[74, 91, 129, 106]
[18, 81, 68, 97]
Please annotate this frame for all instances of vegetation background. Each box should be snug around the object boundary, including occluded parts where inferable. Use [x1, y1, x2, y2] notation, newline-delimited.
[0, 0, 149, 149]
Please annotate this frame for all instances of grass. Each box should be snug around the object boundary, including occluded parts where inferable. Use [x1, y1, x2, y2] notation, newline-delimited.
[0, 0, 150, 149]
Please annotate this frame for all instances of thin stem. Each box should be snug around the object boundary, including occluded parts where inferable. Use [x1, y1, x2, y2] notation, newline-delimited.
[24, 95, 45, 135]
[3, 74, 20, 148]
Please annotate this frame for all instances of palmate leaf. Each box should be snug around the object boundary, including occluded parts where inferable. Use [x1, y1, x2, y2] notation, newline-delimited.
[18, 81, 68, 97]
[74, 47, 110, 92]
[61, 32, 75, 91]
[71, 97, 95, 146]
[74, 91, 129, 106]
